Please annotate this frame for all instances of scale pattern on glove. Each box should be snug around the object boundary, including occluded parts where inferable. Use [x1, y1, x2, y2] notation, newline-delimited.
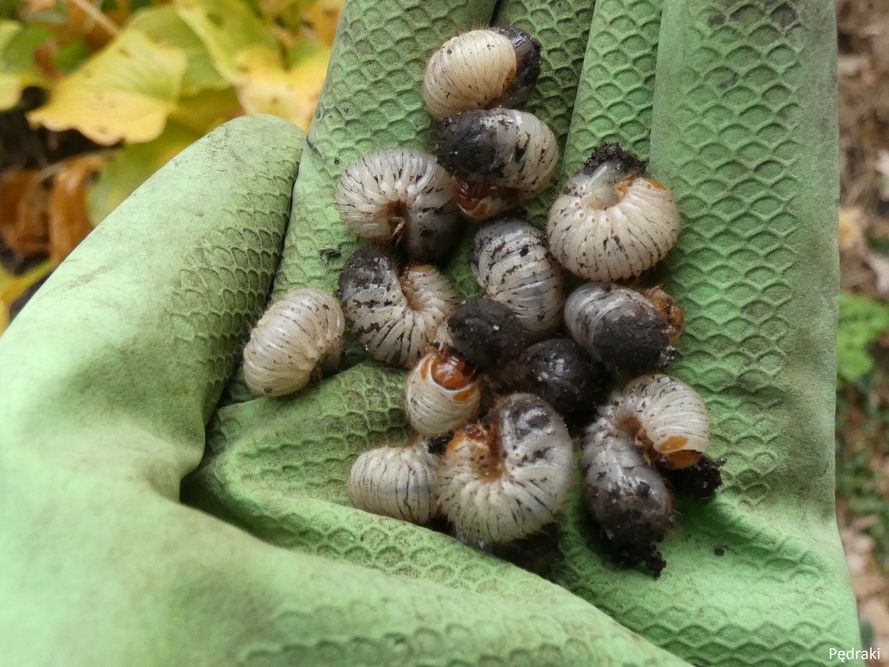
[562, 0, 662, 171]
[542, 0, 858, 664]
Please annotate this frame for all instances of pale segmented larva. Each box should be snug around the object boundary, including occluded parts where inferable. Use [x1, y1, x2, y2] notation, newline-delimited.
[423, 27, 541, 119]
[405, 347, 481, 436]
[243, 288, 344, 397]
[347, 437, 440, 524]
[436, 109, 559, 220]
[438, 393, 573, 544]
[547, 143, 681, 281]
[594, 374, 711, 469]
[564, 283, 677, 377]
[470, 219, 564, 338]
[581, 420, 673, 577]
[338, 248, 461, 368]
[335, 148, 461, 263]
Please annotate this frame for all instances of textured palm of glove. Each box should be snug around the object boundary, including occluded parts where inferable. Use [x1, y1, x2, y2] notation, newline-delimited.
[0, 1, 860, 666]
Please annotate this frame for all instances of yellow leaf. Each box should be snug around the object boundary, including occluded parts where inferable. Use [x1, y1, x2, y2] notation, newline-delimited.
[303, 0, 342, 45]
[27, 29, 186, 145]
[0, 260, 53, 335]
[175, 0, 278, 85]
[129, 5, 228, 95]
[87, 122, 201, 224]
[235, 43, 329, 130]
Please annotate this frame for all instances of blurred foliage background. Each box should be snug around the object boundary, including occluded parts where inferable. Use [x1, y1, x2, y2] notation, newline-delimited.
[0, 0, 887, 660]
[0, 0, 340, 330]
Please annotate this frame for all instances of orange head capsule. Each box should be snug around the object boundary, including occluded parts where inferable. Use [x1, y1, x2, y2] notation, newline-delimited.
[405, 348, 481, 437]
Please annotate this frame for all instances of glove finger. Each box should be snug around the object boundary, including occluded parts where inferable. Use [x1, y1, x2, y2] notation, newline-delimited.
[548, 1, 860, 664]
[272, 0, 500, 298]
[0, 116, 303, 489]
[184, 361, 687, 666]
[490, 0, 597, 220]
[561, 0, 664, 171]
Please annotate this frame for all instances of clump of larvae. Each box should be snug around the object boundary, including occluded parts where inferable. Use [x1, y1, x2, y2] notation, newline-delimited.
[446, 298, 526, 371]
[438, 393, 573, 544]
[335, 148, 461, 263]
[242, 288, 345, 397]
[514, 338, 608, 418]
[436, 109, 559, 220]
[581, 421, 672, 577]
[348, 437, 440, 524]
[564, 283, 680, 377]
[423, 26, 541, 119]
[405, 346, 481, 437]
[338, 248, 460, 367]
[470, 219, 564, 338]
[547, 142, 681, 281]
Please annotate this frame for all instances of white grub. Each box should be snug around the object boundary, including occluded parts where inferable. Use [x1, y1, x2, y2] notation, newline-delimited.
[581, 420, 673, 566]
[334, 148, 461, 262]
[547, 144, 680, 281]
[470, 219, 564, 338]
[338, 248, 461, 368]
[423, 27, 541, 119]
[564, 283, 674, 376]
[438, 393, 573, 544]
[405, 348, 481, 437]
[243, 288, 345, 398]
[436, 109, 559, 219]
[594, 374, 711, 469]
[347, 437, 440, 524]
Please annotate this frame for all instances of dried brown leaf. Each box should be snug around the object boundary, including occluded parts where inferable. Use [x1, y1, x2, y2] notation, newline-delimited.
[47, 154, 105, 263]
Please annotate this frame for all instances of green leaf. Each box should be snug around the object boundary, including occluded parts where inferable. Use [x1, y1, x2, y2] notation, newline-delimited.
[87, 122, 200, 224]
[129, 5, 228, 95]
[27, 28, 186, 144]
[836, 293, 889, 384]
[52, 38, 89, 75]
[169, 86, 240, 134]
[0, 21, 51, 110]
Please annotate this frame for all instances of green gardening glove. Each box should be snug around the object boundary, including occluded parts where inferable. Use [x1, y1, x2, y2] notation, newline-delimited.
[0, 0, 861, 664]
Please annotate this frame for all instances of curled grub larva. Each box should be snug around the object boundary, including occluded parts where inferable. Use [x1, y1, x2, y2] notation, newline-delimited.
[438, 393, 573, 544]
[470, 219, 564, 338]
[547, 143, 680, 281]
[565, 283, 675, 377]
[436, 109, 559, 220]
[515, 338, 607, 418]
[243, 288, 344, 398]
[405, 348, 481, 436]
[595, 374, 711, 470]
[447, 298, 526, 371]
[423, 27, 541, 119]
[335, 148, 461, 263]
[581, 420, 672, 576]
[338, 248, 461, 367]
[347, 437, 440, 524]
